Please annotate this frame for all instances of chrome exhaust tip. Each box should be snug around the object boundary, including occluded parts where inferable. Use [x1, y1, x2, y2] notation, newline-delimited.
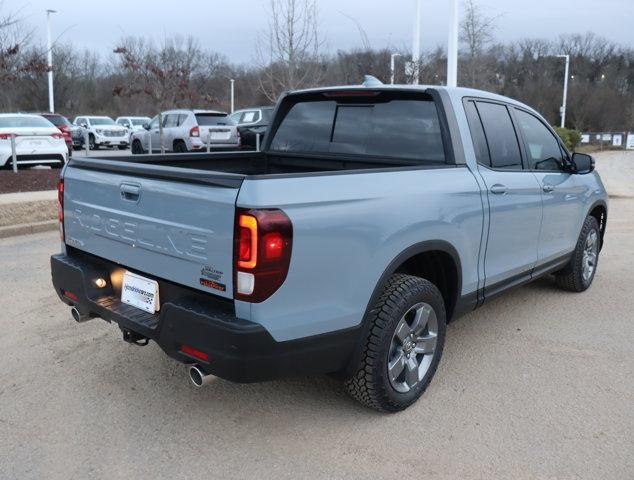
[189, 365, 213, 387]
[71, 306, 92, 323]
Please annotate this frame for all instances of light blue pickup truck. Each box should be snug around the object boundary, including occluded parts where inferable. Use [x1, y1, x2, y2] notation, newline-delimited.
[51, 82, 607, 411]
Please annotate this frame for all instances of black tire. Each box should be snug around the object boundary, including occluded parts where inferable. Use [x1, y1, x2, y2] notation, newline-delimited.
[345, 274, 446, 412]
[173, 140, 188, 153]
[88, 134, 97, 150]
[555, 215, 601, 292]
[131, 140, 144, 154]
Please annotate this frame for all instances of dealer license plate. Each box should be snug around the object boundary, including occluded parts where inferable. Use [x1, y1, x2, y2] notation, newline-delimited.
[121, 271, 160, 313]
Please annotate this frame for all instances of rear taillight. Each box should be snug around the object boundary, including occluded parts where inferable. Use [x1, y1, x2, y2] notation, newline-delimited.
[189, 126, 200, 137]
[0, 133, 11, 140]
[57, 178, 65, 241]
[234, 208, 292, 302]
[51, 132, 64, 139]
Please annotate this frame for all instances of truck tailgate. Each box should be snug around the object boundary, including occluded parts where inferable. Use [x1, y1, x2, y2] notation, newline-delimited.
[62, 165, 240, 298]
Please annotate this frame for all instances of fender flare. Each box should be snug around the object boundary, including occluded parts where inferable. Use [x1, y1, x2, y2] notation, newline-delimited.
[340, 240, 463, 379]
[585, 198, 608, 250]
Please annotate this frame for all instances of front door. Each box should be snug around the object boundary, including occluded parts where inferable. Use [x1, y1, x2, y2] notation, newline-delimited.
[512, 108, 587, 265]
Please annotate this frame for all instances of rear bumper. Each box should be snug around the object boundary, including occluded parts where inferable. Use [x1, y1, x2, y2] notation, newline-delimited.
[50, 250, 358, 382]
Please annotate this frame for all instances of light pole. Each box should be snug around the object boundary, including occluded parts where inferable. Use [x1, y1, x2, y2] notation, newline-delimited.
[447, 0, 458, 87]
[556, 54, 570, 128]
[411, 0, 421, 85]
[230, 78, 235, 113]
[46, 9, 57, 113]
[390, 53, 401, 85]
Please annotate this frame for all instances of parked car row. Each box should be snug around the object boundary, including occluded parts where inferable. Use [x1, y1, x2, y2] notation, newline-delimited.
[0, 105, 275, 168]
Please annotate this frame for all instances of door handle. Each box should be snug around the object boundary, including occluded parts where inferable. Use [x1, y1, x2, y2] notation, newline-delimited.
[120, 183, 141, 202]
[542, 184, 554, 193]
[490, 184, 508, 195]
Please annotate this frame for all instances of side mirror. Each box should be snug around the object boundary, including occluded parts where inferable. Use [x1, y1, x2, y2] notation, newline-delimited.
[571, 152, 594, 174]
[143, 123, 150, 130]
[80, 123, 88, 128]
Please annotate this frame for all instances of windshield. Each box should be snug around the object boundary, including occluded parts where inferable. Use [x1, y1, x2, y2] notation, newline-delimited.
[131, 118, 150, 126]
[195, 113, 234, 126]
[0, 116, 55, 128]
[270, 93, 445, 163]
[88, 117, 115, 126]
[42, 115, 71, 127]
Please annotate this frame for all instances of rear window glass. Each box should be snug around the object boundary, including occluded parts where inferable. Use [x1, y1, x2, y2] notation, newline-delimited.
[0, 116, 54, 128]
[42, 115, 71, 127]
[195, 114, 233, 126]
[270, 95, 445, 162]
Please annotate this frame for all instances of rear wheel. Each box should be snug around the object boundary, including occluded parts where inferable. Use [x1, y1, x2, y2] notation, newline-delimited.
[345, 274, 446, 412]
[173, 140, 188, 153]
[555, 215, 601, 292]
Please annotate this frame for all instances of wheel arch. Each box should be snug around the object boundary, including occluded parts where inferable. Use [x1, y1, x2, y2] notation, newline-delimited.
[340, 240, 463, 379]
[586, 199, 607, 250]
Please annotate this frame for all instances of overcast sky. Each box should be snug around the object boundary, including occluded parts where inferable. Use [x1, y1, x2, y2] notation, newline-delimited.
[5, 0, 634, 63]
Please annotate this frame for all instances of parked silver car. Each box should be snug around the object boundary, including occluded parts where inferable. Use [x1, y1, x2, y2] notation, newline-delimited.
[130, 109, 240, 154]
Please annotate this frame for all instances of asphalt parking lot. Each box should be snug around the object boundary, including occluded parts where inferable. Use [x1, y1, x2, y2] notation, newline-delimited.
[1, 188, 633, 480]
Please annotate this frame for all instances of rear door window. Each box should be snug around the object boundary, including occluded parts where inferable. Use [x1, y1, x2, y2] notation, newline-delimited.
[475, 101, 523, 170]
[270, 93, 446, 163]
[464, 100, 491, 167]
[163, 114, 178, 128]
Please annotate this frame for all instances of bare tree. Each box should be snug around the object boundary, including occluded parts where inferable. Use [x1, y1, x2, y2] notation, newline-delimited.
[112, 35, 218, 152]
[459, 0, 499, 87]
[256, 0, 324, 102]
[0, 5, 47, 109]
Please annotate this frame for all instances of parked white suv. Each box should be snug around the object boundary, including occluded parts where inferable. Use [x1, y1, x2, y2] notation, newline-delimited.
[73, 116, 129, 150]
[130, 109, 240, 154]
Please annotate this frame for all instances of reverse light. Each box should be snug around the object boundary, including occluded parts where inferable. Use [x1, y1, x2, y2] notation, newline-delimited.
[189, 126, 200, 137]
[93, 277, 107, 288]
[234, 208, 293, 302]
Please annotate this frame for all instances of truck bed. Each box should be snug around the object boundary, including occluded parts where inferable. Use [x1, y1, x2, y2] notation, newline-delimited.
[72, 151, 441, 181]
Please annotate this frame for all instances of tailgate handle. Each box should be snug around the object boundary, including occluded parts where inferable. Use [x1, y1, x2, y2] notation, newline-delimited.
[120, 183, 141, 202]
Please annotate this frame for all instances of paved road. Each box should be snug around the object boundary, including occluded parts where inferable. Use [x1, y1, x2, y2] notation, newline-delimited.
[1, 201, 633, 480]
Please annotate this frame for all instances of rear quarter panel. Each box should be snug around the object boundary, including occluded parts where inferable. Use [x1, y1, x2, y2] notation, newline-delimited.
[237, 167, 484, 341]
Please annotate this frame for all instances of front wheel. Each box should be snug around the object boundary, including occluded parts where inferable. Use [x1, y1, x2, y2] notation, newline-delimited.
[131, 140, 144, 154]
[555, 215, 601, 292]
[345, 274, 446, 412]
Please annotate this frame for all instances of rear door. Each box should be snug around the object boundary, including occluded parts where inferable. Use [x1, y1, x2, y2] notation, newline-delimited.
[63, 165, 240, 298]
[464, 99, 543, 294]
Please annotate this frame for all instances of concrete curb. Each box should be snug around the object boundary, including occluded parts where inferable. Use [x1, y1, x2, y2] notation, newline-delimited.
[0, 220, 57, 239]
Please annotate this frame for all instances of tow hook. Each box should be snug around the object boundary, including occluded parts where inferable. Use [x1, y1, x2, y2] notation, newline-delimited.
[121, 328, 149, 346]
